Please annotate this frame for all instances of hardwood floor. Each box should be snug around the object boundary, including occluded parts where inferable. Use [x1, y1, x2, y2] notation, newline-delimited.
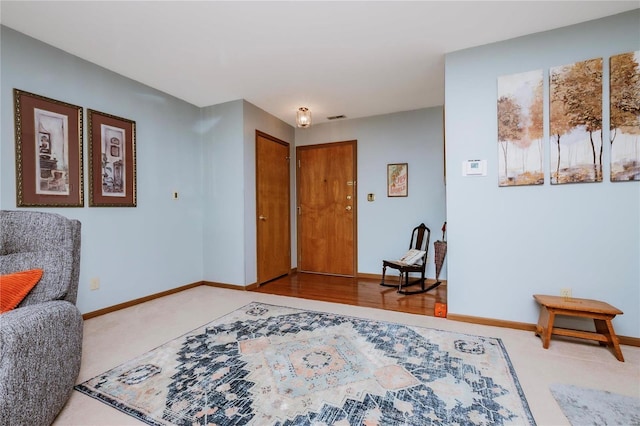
[251, 272, 447, 317]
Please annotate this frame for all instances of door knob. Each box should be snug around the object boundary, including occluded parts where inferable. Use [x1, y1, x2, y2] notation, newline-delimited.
[345, 206, 352, 211]
[259, 215, 267, 221]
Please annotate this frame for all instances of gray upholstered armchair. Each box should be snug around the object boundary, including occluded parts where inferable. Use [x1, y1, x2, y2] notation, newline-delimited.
[0, 210, 83, 426]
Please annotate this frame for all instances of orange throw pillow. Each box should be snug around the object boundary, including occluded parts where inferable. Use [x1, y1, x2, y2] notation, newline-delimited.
[0, 269, 43, 313]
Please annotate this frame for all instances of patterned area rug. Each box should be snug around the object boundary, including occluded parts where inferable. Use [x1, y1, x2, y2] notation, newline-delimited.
[550, 383, 640, 425]
[75, 302, 536, 425]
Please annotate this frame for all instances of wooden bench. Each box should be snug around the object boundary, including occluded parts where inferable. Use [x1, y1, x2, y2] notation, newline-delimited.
[533, 294, 624, 362]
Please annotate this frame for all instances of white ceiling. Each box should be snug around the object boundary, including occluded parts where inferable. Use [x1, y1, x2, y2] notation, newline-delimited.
[1, 1, 638, 126]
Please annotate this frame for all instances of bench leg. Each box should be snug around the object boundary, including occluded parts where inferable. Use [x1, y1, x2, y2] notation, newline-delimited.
[536, 305, 554, 349]
[594, 319, 625, 362]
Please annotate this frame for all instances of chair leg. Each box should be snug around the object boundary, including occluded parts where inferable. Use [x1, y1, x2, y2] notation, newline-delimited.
[380, 264, 398, 288]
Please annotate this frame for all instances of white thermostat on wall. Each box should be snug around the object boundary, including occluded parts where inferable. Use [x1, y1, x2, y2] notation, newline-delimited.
[462, 159, 487, 176]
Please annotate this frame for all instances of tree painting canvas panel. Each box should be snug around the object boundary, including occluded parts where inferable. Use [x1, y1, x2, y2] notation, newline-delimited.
[88, 109, 136, 207]
[549, 58, 603, 184]
[497, 69, 544, 186]
[13, 89, 84, 207]
[610, 50, 640, 182]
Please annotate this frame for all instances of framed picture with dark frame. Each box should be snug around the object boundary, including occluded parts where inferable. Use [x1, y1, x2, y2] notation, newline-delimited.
[87, 109, 136, 207]
[13, 89, 84, 207]
[387, 163, 408, 197]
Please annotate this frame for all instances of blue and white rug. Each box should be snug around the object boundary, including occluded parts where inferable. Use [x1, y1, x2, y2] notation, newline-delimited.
[76, 302, 536, 425]
[550, 383, 640, 426]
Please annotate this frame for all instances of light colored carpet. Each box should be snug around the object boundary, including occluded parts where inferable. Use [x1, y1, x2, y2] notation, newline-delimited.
[53, 286, 640, 425]
[550, 383, 640, 426]
[75, 302, 535, 425]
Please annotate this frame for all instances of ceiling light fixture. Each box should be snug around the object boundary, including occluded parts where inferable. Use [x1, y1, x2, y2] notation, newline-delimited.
[296, 107, 311, 128]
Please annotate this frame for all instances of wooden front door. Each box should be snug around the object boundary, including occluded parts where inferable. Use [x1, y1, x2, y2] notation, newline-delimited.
[256, 131, 291, 285]
[297, 141, 357, 276]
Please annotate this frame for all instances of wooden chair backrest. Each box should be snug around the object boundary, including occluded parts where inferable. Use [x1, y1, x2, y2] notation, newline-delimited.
[410, 223, 431, 262]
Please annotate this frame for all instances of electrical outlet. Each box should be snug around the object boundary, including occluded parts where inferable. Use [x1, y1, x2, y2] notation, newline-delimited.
[560, 288, 572, 299]
[90, 277, 100, 291]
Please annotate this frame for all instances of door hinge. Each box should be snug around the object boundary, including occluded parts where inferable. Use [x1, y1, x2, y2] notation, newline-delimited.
[298, 160, 301, 168]
[297, 206, 301, 215]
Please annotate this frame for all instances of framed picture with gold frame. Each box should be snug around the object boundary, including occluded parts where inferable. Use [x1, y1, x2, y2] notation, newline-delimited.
[387, 163, 408, 197]
[13, 89, 84, 207]
[87, 109, 136, 207]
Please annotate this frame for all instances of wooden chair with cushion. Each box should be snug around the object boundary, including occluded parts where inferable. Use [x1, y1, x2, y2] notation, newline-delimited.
[380, 223, 438, 295]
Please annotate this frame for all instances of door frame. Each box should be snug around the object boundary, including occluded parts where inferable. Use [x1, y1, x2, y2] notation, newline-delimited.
[295, 140, 358, 276]
[256, 130, 291, 286]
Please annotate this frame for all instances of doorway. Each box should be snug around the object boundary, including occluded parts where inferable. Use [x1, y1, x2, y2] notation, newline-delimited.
[296, 140, 357, 276]
[256, 131, 291, 285]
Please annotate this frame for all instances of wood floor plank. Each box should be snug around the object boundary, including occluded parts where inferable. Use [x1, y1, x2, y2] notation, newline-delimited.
[251, 272, 447, 317]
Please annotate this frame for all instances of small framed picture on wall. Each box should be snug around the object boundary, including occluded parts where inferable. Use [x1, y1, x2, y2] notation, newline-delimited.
[87, 109, 137, 207]
[387, 163, 408, 197]
[13, 89, 84, 207]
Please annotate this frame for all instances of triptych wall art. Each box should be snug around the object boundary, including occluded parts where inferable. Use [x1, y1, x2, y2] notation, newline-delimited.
[497, 50, 639, 187]
[13, 89, 137, 207]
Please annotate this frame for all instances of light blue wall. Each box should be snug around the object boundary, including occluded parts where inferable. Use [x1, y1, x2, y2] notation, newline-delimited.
[0, 27, 446, 312]
[200, 100, 245, 285]
[295, 107, 447, 280]
[445, 10, 640, 337]
[10, 10, 635, 339]
[1, 25, 446, 313]
[200, 100, 294, 287]
[0, 27, 204, 313]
